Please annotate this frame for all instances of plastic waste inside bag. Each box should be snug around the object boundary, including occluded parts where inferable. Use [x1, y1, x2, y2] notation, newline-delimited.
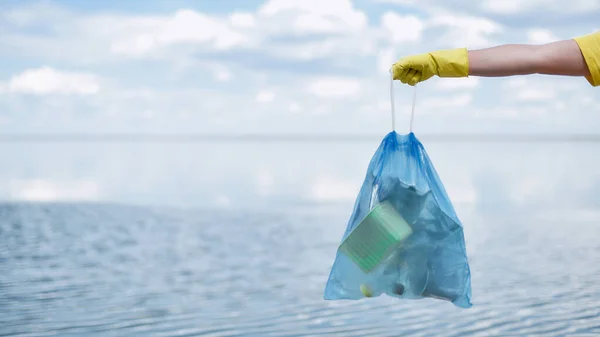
[323, 74, 472, 308]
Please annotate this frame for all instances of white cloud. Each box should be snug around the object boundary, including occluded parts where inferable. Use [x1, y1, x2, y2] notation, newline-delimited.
[436, 77, 480, 91]
[158, 10, 243, 48]
[374, 0, 417, 3]
[267, 34, 376, 61]
[0, 0, 597, 137]
[381, 12, 423, 43]
[380, 0, 600, 15]
[505, 77, 529, 88]
[2, 2, 72, 27]
[505, 77, 557, 102]
[8, 179, 100, 201]
[482, 0, 522, 14]
[307, 77, 361, 98]
[376, 100, 391, 112]
[516, 88, 556, 102]
[377, 48, 397, 74]
[0, 1, 372, 67]
[289, 102, 302, 113]
[4, 67, 99, 95]
[482, 0, 600, 14]
[229, 12, 256, 28]
[426, 14, 503, 48]
[422, 93, 473, 109]
[214, 68, 232, 82]
[140, 109, 154, 119]
[109, 9, 250, 57]
[527, 29, 559, 44]
[258, 0, 367, 34]
[256, 90, 276, 103]
[2, 1, 600, 216]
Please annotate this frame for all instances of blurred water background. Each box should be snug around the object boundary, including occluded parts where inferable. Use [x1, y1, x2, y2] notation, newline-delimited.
[1, 138, 600, 336]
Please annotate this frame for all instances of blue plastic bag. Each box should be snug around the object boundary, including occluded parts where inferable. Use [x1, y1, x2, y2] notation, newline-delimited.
[323, 84, 472, 308]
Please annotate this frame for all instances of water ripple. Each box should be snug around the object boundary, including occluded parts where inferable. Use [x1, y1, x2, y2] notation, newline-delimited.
[1, 203, 600, 336]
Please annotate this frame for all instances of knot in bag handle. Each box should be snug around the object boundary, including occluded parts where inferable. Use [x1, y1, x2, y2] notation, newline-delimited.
[389, 69, 418, 132]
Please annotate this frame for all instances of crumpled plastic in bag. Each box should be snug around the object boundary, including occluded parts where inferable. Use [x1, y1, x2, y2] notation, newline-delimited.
[323, 131, 472, 308]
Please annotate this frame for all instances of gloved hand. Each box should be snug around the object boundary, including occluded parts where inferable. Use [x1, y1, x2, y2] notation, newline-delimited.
[391, 48, 470, 86]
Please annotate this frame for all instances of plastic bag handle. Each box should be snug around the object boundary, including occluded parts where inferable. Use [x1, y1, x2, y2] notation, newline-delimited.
[389, 70, 418, 132]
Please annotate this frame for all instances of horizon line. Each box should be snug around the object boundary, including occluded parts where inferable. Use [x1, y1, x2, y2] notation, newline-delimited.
[0, 133, 600, 143]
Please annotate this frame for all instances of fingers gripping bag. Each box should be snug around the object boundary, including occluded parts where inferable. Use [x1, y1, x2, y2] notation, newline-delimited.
[323, 76, 472, 308]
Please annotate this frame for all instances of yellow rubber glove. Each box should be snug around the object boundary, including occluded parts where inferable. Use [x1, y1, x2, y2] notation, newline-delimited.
[573, 31, 600, 87]
[391, 48, 470, 86]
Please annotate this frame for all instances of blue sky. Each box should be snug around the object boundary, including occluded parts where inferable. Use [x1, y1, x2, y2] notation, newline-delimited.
[0, 0, 599, 221]
[1, 0, 599, 136]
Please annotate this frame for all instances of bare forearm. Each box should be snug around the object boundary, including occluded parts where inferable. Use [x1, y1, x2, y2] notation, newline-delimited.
[468, 39, 590, 78]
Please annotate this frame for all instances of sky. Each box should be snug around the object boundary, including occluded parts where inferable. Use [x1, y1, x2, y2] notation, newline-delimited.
[2, 5, 600, 330]
[0, 0, 599, 213]
[1, 0, 599, 136]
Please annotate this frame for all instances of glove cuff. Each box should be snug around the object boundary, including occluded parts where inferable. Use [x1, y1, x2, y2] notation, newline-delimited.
[573, 31, 600, 87]
[429, 48, 469, 78]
